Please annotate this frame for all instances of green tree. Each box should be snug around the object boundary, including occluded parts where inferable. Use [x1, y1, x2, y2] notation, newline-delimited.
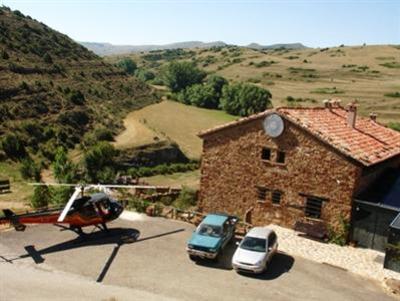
[31, 185, 51, 209]
[52, 147, 76, 183]
[1, 134, 26, 160]
[84, 142, 118, 182]
[20, 157, 41, 181]
[178, 84, 219, 109]
[135, 69, 155, 82]
[206, 75, 228, 97]
[162, 61, 206, 92]
[117, 58, 137, 75]
[220, 83, 272, 116]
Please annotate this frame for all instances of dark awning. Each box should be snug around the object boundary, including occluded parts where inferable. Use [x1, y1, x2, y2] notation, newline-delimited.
[357, 168, 400, 210]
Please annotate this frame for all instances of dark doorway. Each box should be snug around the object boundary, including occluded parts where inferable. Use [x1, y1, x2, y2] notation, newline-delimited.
[351, 200, 399, 251]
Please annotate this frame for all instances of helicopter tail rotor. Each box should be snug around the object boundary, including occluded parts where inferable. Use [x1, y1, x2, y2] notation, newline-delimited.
[1, 209, 26, 231]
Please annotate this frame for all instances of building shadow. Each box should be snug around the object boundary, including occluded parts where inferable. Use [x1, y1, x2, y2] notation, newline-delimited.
[237, 252, 295, 280]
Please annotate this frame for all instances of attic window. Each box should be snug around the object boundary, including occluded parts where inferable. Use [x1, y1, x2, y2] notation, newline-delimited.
[261, 148, 271, 161]
[277, 151, 286, 164]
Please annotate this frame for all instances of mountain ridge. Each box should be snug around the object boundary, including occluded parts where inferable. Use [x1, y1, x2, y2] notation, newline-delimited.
[80, 41, 307, 56]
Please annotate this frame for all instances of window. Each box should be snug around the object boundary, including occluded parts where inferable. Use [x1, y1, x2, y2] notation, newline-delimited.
[261, 148, 271, 161]
[256, 186, 269, 201]
[277, 151, 286, 164]
[305, 196, 324, 219]
[271, 191, 282, 204]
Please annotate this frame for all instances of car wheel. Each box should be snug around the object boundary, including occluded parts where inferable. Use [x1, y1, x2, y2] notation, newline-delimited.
[189, 255, 197, 261]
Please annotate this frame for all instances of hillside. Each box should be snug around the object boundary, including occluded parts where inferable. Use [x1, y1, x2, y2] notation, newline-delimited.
[112, 44, 400, 123]
[0, 7, 156, 160]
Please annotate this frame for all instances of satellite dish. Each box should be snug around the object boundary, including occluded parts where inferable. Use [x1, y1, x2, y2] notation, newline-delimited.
[263, 113, 284, 138]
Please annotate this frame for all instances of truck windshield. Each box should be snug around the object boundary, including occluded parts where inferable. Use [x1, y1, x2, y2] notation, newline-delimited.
[240, 237, 266, 252]
[197, 224, 222, 237]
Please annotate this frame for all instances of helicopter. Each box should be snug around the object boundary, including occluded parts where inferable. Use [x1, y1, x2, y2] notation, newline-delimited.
[0, 183, 149, 235]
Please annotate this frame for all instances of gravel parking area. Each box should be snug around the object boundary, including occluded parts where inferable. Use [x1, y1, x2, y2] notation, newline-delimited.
[0, 214, 395, 301]
[269, 225, 400, 282]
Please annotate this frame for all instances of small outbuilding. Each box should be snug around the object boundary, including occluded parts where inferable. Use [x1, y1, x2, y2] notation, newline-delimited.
[198, 100, 400, 248]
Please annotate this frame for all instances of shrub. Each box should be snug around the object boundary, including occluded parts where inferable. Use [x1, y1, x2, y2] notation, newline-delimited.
[84, 142, 118, 182]
[1, 134, 26, 160]
[220, 83, 272, 116]
[127, 196, 149, 213]
[385, 92, 400, 98]
[116, 58, 137, 75]
[43, 52, 53, 64]
[173, 187, 197, 210]
[388, 122, 400, 132]
[50, 186, 74, 206]
[52, 147, 76, 183]
[68, 90, 85, 105]
[162, 61, 206, 92]
[135, 69, 155, 82]
[57, 110, 89, 127]
[31, 185, 51, 209]
[20, 157, 41, 181]
[1, 49, 9, 60]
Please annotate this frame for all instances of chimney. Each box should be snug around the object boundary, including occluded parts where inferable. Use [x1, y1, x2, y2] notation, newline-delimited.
[347, 103, 357, 128]
[370, 112, 377, 122]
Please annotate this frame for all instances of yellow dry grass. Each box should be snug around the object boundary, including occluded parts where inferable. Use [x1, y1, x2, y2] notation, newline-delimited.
[115, 100, 236, 159]
[142, 170, 200, 189]
[0, 162, 32, 210]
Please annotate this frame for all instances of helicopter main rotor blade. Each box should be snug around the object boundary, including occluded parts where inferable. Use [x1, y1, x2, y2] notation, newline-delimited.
[29, 183, 79, 187]
[57, 187, 81, 223]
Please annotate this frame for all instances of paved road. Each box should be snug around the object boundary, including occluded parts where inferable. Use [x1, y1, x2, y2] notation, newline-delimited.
[0, 216, 395, 301]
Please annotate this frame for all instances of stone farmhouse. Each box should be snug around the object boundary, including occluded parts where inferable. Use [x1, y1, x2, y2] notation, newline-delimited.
[198, 100, 400, 249]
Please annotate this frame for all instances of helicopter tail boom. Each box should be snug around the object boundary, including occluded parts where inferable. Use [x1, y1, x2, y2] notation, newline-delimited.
[0, 209, 26, 231]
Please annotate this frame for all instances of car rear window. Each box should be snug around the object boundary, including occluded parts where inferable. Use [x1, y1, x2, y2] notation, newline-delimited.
[240, 237, 266, 252]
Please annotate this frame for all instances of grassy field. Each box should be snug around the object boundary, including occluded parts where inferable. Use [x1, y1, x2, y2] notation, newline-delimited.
[0, 162, 33, 211]
[142, 170, 200, 189]
[116, 44, 400, 123]
[114, 100, 237, 159]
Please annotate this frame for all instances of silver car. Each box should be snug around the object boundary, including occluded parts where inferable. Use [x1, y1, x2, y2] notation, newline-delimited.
[232, 227, 278, 274]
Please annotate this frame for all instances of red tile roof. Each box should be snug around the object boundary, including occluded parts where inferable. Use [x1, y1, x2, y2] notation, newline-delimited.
[199, 106, 400, 166]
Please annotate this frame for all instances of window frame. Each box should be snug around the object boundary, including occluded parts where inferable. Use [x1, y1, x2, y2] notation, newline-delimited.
[261, 147, 272, 161]
[304, 196, 326, 219]
[276, 151, 286, 164]
[271, 190, 282, 205]
[256, 186, 270, 202]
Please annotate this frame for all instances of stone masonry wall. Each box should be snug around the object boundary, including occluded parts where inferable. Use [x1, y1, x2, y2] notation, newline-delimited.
[199, 117, 365, 231]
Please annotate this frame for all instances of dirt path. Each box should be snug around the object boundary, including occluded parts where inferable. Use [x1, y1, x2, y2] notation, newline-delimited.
[113, 111, 164, 150]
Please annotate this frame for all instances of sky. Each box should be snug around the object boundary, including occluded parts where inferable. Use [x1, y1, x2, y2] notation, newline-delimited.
[2, 0, 400, 47]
